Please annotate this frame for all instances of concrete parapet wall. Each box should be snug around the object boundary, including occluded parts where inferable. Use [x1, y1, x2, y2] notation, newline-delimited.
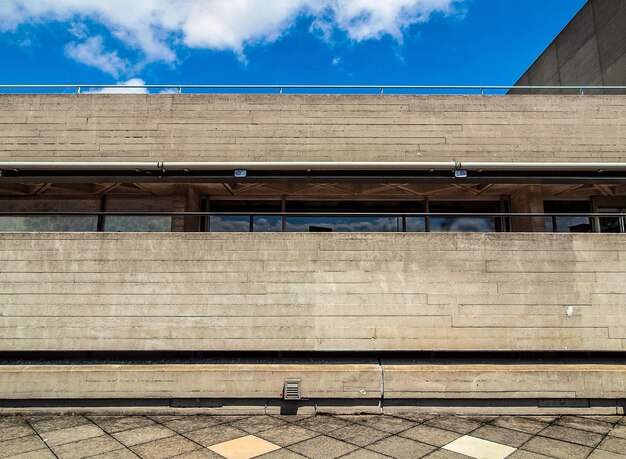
[0, 94, 624, 163]
[0, 232, 624, 352]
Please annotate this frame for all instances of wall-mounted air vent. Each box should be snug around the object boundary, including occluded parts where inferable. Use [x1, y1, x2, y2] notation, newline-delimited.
[284, 379, 301, 400]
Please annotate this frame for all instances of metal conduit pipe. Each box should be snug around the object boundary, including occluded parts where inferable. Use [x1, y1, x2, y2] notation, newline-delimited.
[1, 161, 625, 172]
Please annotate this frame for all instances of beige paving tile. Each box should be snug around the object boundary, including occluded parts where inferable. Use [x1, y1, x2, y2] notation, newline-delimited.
[521, 436, 593, 459]
[366, 435, 436, 458]
[294, 415, 352, 434]
[256, 449, 307, 458]
[288, 435, 359, 459]
[185, 425, 249, 447]
[399, 424, 463, 447]
[41, 423, 105, 447]
[555, 416, 614, 435]
[0, 435, 48, 458]
[27, 415, 91, 434]
[112, 424, 176, 447]
[539, 424, 604, 447]
[131, 435, 201, 459]
[89, 415, 156, 433]
[326, 423, 389, 447]
[470, 425, 532, 448]
[256, 423, 318, 447]
[588, 450, 626, 459]
[209, 435, 281, 459]
[491, 417, 549, 435]
[230, 417, 288, 434]
[426, 417, 483, 435]
[174, 449, 223, 459]
[50, 434, 124, 459]
[443, 435, 516, 459]
[596, 435, 626, 455]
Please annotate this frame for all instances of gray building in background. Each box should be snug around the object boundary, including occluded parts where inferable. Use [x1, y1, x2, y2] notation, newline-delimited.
[512, 0, 625, 93]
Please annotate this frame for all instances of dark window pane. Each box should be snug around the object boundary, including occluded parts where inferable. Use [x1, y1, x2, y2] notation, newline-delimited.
[430, 217, 496, 232]
[209, 216, 250, 232]
[285, 216, 399, 232]
[253, 216, 282, 232]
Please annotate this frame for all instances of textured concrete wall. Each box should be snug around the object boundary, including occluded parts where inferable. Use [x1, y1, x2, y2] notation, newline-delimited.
[2, 363, 624, 403]
[513, 0, 625, 93]
[0, 94, 624, 164]
[1, 232, 624, 352]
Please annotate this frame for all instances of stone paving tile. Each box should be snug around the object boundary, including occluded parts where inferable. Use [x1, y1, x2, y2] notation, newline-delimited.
[341, 449, 392, 458]
[521, 435, 593, 459]
[257, 449, 308, 458]
[153, 415, 223, 433]
[608, 423, 626, 439]
[90, 415, 157, 433]
[399, 424, 463, 447]
[346, 415, 417, 434]
[555, 415, 614, 435]
[40, 423, 106, 447]
[26, 415, 92, 433]
[424, 416, 483, 434]
[230, 415, 288, 434]
[596, 435, 626, 455]
[90, 449, 141, 459]
[539, 424, 605, 447]
[50, 434, 125, 459]
[173, 449, 223, 459]
[366, 435, 437, 458]
[130, 435, 202, 459]
[185, 424, 249, 447]
[490, 416, 549, 435]
[288, 435, 359, 459]
[0, 435, 48, 458]
[294, 415, 352, 434]
[256, 423, 318, 446]
[112, 424, 177, 447]
[505, 450, 552, 459]
[0, 419, 35, 442]
[588, 449, 626, 459]
[7, 449, 57, 459]
[469, 424, 532, 448]
[581, 416, 624, 424]
[423, 449, 471, 458]
[326, 423, 390, 447]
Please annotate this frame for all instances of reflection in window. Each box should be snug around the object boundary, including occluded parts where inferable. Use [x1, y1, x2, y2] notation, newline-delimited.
[209, 216, 250, 232]
[104, 216, 171, 232]
[253, 216, 282, 232]
[285, 216, 400, 232]
[429, 201, 501, 233]
[543, 201, 591, 233]
[0, 216, 97, 232]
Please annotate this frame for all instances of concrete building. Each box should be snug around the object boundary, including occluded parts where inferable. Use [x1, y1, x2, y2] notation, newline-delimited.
[0, 1, 625, 414]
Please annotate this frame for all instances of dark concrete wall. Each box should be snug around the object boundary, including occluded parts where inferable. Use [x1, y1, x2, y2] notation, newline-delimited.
[511, 0, 625, 94]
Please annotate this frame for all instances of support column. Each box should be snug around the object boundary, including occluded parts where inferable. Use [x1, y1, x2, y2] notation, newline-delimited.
[184, 187, 201, 232]
[510, 185, 545, 232]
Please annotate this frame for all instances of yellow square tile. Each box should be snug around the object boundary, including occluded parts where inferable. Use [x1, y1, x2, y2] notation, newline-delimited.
[208, 434, 281, 459]
[443, 435, 516, 459]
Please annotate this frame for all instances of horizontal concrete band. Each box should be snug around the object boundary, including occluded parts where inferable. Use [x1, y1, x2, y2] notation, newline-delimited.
[1, 363, 624, 400]
[1, 95, 624, 164]
[1, 232, 625, 352]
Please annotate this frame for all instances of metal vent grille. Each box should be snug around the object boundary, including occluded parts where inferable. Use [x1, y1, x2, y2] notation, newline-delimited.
[284, 379, 301, 400]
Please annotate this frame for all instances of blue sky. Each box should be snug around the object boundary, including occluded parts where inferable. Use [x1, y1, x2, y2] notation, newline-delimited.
[0, 0, 587, 90]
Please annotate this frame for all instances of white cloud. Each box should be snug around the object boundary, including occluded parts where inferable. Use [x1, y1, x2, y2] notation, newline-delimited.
[65, 36, 130, 78]
[85, 78, 149, 94]
[1, 0, 462, 74]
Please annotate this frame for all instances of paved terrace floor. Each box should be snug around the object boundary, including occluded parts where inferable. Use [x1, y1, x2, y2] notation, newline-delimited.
[1, 413, 625, 459]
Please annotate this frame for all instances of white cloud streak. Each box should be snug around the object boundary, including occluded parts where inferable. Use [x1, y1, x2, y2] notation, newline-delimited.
[1, 0, 461, 75]
[85, 78, 149, 94]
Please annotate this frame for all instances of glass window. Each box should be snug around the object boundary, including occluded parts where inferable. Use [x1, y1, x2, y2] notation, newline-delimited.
[104, 216, 171, 232]
[285, 216, 400, 232]
[544, 201, 591, 233]
[0, 215, 97, 232]
[429, 201, 501, 232]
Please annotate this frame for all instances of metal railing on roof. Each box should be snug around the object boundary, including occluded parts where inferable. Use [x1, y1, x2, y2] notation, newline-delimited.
[0, 84, 625, 95]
